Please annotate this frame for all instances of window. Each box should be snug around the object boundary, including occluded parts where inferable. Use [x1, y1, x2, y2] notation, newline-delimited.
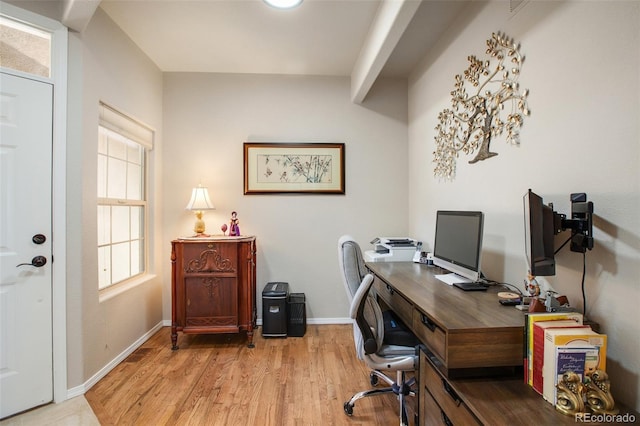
[97, 103, 153, 290]
[0, 16, 51, 78]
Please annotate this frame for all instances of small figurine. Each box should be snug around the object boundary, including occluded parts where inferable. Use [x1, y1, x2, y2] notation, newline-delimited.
[526, 273, 540, 297]
[221, 223, 228, 236]
[229, 211, 240, 236]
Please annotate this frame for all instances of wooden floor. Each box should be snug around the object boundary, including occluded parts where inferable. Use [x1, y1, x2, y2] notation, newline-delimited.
[86, 325, 410, 425]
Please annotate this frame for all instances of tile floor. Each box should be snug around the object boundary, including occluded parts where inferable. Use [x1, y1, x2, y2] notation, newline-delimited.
[0, 396, 100, 426]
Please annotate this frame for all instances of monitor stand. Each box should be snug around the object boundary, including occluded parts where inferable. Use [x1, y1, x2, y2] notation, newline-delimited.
[435, 272, 471, 285]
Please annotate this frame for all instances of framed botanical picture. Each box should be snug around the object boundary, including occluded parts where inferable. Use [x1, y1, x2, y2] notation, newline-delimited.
[244, 142, 345, 194]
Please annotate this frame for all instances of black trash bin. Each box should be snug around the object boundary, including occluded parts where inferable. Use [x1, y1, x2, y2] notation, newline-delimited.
[287, 293, 306, 337]
[262, 282, 289, 337]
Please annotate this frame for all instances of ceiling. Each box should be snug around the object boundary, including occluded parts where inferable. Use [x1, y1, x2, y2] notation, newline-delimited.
[98, 0, 467, 78]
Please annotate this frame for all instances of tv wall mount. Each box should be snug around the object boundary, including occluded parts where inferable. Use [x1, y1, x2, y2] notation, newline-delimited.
[551, 193, 594, 253]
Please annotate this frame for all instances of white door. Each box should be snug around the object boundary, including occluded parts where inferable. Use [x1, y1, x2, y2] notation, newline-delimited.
[0, 72, 54, 418]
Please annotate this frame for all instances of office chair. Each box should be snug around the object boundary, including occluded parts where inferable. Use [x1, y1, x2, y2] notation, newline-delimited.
[338, 235, 418, 426]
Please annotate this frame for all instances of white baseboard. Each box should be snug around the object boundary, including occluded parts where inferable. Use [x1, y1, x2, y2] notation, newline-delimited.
[306, 317, 352, 325]
[163, 317, 352, 327]
[67, 321, 165, 399]
[167, 318, 353, 326]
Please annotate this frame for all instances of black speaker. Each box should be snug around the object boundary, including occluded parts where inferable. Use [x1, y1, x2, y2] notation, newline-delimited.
[287, 293, 306, 337]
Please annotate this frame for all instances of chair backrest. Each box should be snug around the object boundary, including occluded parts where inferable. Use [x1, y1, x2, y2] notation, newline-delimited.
[338, 235, 384, 358]
[338, 235, 368, 304]
[350, 274, 385, 356]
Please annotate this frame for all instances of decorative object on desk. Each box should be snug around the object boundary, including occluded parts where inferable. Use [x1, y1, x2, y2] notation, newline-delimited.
[556, 371, 586, 416]
[526, 273, 540, 297]
[528, 297, 546, 312]
[185, 184, 215, 237]
[585, 370, 618, 415]
[528, 292, 574, 313]
[417, 252, 433, 265]
[498, 291, 520, 300]
[244, 142, 345, 194]
[543, 328, 607, 405]
[229, 211, 240, 236]
[433, 32, 530, 180]
[221, 223, 228, 236]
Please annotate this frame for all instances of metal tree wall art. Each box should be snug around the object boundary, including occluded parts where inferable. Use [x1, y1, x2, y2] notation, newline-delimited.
[433, 32, 530, 180]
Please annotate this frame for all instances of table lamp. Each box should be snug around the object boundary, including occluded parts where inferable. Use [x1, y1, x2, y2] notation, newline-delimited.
[185, 184, 215, 236]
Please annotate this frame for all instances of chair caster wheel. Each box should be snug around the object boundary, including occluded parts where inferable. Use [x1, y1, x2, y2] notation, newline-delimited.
[370, 372, 379, 386]
[344, 402, 354, 416]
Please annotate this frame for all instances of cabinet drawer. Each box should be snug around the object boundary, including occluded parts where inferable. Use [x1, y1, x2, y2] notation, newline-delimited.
[182, 242, 238, 274]
[374, 279, 413, 328]
[421, 353, 480, 425]
[413, 310, 446, 363]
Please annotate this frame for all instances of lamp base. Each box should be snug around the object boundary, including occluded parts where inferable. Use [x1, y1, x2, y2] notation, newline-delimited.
[191, 232, 211, 238]
[193, 213, 208, 236]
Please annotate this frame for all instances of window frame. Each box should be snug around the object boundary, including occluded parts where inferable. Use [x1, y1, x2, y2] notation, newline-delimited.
[97, 102, 153, 291]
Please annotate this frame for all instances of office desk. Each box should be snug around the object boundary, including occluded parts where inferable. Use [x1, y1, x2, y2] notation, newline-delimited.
[368, 261, 523, 376]
[367, 262, 639, 425]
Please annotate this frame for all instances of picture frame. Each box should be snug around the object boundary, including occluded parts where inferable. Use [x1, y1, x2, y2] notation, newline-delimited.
[244, 142, 345, 194]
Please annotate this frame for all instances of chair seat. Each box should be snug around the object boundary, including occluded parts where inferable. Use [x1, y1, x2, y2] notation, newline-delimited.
[382, 310, 420, 347]
[377, 344, 417, 358]
[367, 347, 416, 372]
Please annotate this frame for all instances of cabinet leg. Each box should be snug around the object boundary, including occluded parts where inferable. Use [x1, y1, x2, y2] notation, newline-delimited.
[171, 327, 178, 350]
[247, 329, 255, 348]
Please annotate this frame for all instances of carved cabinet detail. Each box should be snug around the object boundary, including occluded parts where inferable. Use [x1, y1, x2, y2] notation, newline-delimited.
[171, 237, 256, 349]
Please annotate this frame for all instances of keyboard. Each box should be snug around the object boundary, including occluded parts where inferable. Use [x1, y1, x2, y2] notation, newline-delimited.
[453, 281, 489, 291]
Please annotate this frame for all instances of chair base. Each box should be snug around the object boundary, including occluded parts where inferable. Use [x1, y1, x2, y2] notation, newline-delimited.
[343, 370, 415, 426]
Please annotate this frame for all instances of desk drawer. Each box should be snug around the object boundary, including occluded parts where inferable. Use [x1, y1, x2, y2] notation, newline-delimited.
[421, 352, 480, 425]
[421, 386, 447, 425]
[413, 309, 446, 363]
[374, 279, 413, 328]
[422, 386, 477, 426]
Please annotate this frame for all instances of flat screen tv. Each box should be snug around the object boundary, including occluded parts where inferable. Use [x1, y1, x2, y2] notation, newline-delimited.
[523, 189, 556, 276]
[432, 210, 484, 283]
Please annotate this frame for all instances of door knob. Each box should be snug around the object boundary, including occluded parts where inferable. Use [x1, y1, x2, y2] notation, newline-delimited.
[16, 256, 47, 268]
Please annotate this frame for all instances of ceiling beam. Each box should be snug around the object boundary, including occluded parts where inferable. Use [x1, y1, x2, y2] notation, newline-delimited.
[61, 0, 101, 32]
[350, 0, 421, 104]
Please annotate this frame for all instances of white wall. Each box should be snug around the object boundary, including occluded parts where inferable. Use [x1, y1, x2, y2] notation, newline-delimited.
[408, 1, 639, 410]
[162, 74, 409, 321]
[66, 8, 164, 389]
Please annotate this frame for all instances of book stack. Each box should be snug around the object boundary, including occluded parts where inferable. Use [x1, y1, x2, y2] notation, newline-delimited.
[524, 312, 607, 405]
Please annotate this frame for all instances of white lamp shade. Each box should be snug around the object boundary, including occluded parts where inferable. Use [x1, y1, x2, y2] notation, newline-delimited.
[185, 186, 215, 211]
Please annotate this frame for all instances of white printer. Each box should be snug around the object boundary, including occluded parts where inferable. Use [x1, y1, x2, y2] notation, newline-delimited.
[364, 237, 420, 262]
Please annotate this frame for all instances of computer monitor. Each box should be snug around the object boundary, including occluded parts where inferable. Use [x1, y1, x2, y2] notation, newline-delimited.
[523, 189, 557, 276]
[432, 210, 484, 282]
[523, 189, 594, 277]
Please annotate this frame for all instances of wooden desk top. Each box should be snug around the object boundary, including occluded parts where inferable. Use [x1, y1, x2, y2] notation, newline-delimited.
[450, 369, 639, 425]
[366, 262, 525, 332]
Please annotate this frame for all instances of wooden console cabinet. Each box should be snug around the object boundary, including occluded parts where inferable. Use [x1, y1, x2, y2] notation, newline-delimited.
[171, 236, 256, 349]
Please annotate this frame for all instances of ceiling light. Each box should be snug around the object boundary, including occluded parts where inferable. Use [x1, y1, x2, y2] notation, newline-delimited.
[264, 0, 303, 9]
